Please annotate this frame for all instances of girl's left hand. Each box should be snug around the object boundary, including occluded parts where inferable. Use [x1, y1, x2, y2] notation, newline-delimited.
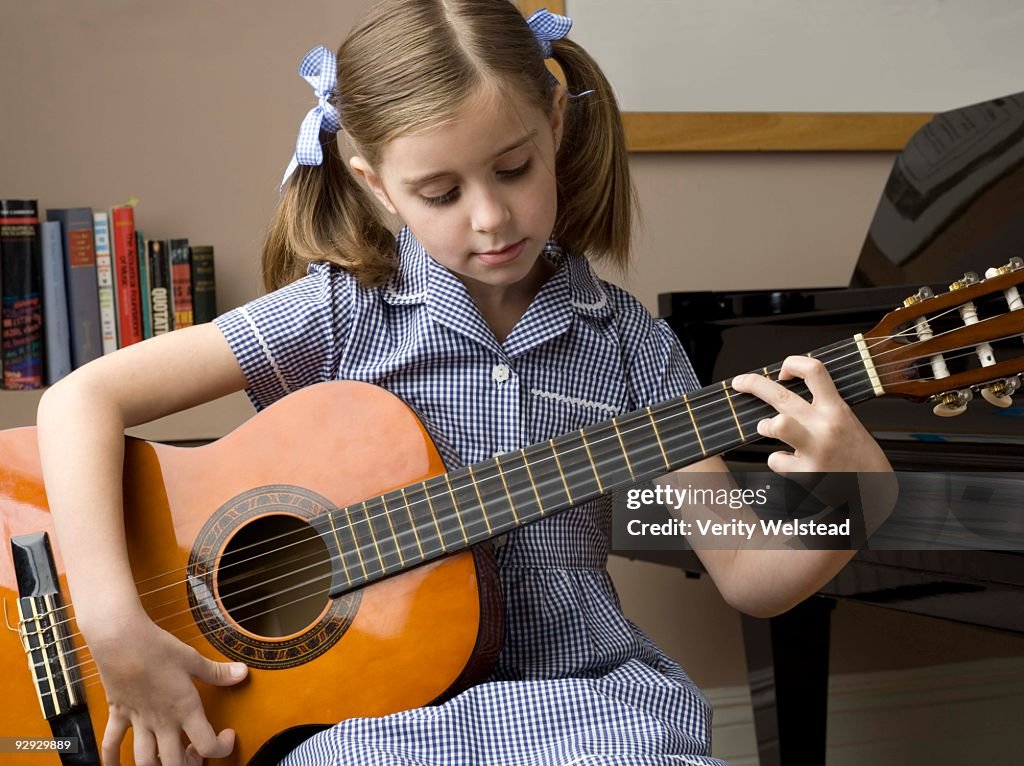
[731, 355, 892, 476]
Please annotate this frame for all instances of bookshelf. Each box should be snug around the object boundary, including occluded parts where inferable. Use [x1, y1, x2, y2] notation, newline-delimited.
[0, 389, 254, 443]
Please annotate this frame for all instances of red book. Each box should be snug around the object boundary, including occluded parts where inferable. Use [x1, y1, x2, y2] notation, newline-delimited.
[110, 206, 143, 346]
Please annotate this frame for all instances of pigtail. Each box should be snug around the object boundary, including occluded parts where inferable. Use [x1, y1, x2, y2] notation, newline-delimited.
[261, 131, 397, 293]
[549, 38, 636, 269]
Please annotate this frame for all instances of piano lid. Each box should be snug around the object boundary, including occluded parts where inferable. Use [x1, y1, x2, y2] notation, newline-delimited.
[659, 89, 1024, 455]
[853, 90, 1024, 288]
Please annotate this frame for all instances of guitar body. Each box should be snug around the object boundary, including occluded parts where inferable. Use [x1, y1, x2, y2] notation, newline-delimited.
[0, 381, 502, 765]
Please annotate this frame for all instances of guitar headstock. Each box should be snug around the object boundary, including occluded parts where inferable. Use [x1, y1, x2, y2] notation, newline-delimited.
[864, 258, 1024, 416]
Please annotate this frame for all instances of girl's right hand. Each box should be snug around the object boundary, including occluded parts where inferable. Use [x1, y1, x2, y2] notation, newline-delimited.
[85, 612, 248, 766]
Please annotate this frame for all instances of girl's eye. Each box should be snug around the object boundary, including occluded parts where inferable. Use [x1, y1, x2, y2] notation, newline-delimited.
[422, 189, 459, 207]
[420, 160, 532, 208]
[497, 159, 531, 179]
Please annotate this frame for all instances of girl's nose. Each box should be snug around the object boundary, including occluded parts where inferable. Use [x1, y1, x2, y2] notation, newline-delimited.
[470, 187, 512, 234]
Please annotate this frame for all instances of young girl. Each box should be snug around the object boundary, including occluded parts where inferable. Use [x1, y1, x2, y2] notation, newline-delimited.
[37, 1, 892, 764]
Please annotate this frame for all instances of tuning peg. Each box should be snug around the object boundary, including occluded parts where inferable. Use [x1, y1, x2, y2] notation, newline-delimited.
[903, 286, 934, 307]
[932, 389, 972, 417]
[948, 272, 980, 292]
[980, 376, 1020, 408]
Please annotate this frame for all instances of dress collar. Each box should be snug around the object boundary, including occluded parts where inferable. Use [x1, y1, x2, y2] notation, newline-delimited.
[382, 226, 613, 320]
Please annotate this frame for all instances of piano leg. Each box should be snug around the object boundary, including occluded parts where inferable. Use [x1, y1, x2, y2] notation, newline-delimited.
[740, 597, 836, 766]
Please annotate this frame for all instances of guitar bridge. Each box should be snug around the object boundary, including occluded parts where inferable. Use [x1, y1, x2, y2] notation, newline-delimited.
[11, 533, 100, 764]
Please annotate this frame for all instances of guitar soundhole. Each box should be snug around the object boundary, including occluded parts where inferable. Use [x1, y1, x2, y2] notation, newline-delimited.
[216, 514, 332, 638]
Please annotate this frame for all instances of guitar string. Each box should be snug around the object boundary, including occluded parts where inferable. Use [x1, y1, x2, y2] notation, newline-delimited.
[30, 339, 1013, 682]
[108, 303, 1021, 598]
[68, 308, 975, 600]
[26, 325, 1021, 679]
[26, 316, 1016, 660]
[24, 315, 1023, 666]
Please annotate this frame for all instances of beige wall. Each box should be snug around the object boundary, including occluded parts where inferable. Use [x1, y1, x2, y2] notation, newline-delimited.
[2, 0, 1020, 692]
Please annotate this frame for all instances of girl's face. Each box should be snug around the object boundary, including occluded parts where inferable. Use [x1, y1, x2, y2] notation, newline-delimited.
[352, 85, 566, 303]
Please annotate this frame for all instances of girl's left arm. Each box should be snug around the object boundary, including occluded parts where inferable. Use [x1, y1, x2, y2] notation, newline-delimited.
[663, 355, 897, 618]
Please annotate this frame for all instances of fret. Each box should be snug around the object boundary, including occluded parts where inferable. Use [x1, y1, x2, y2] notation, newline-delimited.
[527, 440, 573, 509]
[493, 455, 522, 525]
[722, 381, 746, 440]
[496, 451, 544, 524]
[617, 409, 674, 481]
[547, 439, 574, 505]
[423, 476, 466, 552]
[340, 506, 371, 579]
[689, 389, 744, 456]
[399, 487, 426, 560]
[449, 467, 489, 545]
[579, 430, 604, 492]
[682, 393, 707, 457]
[612, 419, 635, 480]
[580, 422, 633, 489]
[445, 471, 490, 538]
[428, 473, 478, 546]
[549, 431, 601, 502]
[378, 493, 405, 569]
[646, 407, 671, 472]
[469, 461, 519, 532]
[653, 397, 704, 468]
[360, 499, 392, 575]
[520, 448, 546, 516]
[325, 510, 353, 587]
[403, 481, 447, 556]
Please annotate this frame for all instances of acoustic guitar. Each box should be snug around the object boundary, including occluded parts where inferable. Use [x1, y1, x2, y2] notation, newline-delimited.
[2, 262, 1022, 765]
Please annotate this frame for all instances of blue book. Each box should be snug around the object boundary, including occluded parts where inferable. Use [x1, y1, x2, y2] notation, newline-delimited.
[45, 207, 102, 368]
[40, 221, 72, 385]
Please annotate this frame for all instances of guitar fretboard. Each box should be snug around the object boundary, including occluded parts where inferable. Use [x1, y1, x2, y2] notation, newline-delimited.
[312, 337, 879, 596]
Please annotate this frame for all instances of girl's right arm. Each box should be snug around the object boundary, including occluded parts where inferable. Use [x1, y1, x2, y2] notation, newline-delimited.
[36, 324, 250, 766]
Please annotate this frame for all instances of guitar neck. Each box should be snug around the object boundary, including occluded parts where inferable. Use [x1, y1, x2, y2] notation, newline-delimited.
[315, 336, 881, 597]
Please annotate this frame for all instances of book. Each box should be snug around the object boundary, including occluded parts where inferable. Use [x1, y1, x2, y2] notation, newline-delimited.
[92, 212, 119, 353]
[109, 205, 143, 347]
[147, 240, 172, 335]
[136, 229, 152, 339]
[168, 238, 193, 329]
[0, 200, 44, 389]
[189, 245, 217, 324]
[40, 220, 72, 385]
[45, 207, 102, 368]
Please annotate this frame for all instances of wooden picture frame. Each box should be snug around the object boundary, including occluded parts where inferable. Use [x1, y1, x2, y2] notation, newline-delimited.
[517, 0, 930, 151]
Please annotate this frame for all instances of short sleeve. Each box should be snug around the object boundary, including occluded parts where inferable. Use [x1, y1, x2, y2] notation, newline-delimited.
[626, 317, 701, 409]
[213, 262, 354, 411]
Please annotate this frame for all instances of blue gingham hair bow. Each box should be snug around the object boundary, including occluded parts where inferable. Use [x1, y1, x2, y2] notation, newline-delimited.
[526, 8, 572, 58]
[280, 45, 342, 191]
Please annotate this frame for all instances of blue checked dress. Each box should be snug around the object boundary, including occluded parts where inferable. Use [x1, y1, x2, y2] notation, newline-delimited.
[213, 228, 728, 766]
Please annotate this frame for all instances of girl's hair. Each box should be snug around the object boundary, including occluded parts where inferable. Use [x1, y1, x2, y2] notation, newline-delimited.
[262, 0, 635, 292]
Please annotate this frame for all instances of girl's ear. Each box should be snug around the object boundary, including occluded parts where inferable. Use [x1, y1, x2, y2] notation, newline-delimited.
[350, 156, 398, 215]
[550, 84, 567, 153]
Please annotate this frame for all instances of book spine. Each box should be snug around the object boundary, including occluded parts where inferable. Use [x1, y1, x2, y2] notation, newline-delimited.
[189, 245, 217, 324]
[110, 206, 143, 347]
[147, 240, 172, 335]
[92, 212, 119, 353]
[136, 229, 152, 339]
[168, 238, 193, 329]
[0, 200, 44, 389]
[40, 220, 72, 385]
[46, 207, 102, 368]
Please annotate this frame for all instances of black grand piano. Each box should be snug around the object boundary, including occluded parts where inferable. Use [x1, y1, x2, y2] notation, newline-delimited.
[644, 92, 1024, 765]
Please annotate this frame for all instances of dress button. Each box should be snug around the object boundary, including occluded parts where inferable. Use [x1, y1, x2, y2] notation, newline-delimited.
[492, 363, 510, 383]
